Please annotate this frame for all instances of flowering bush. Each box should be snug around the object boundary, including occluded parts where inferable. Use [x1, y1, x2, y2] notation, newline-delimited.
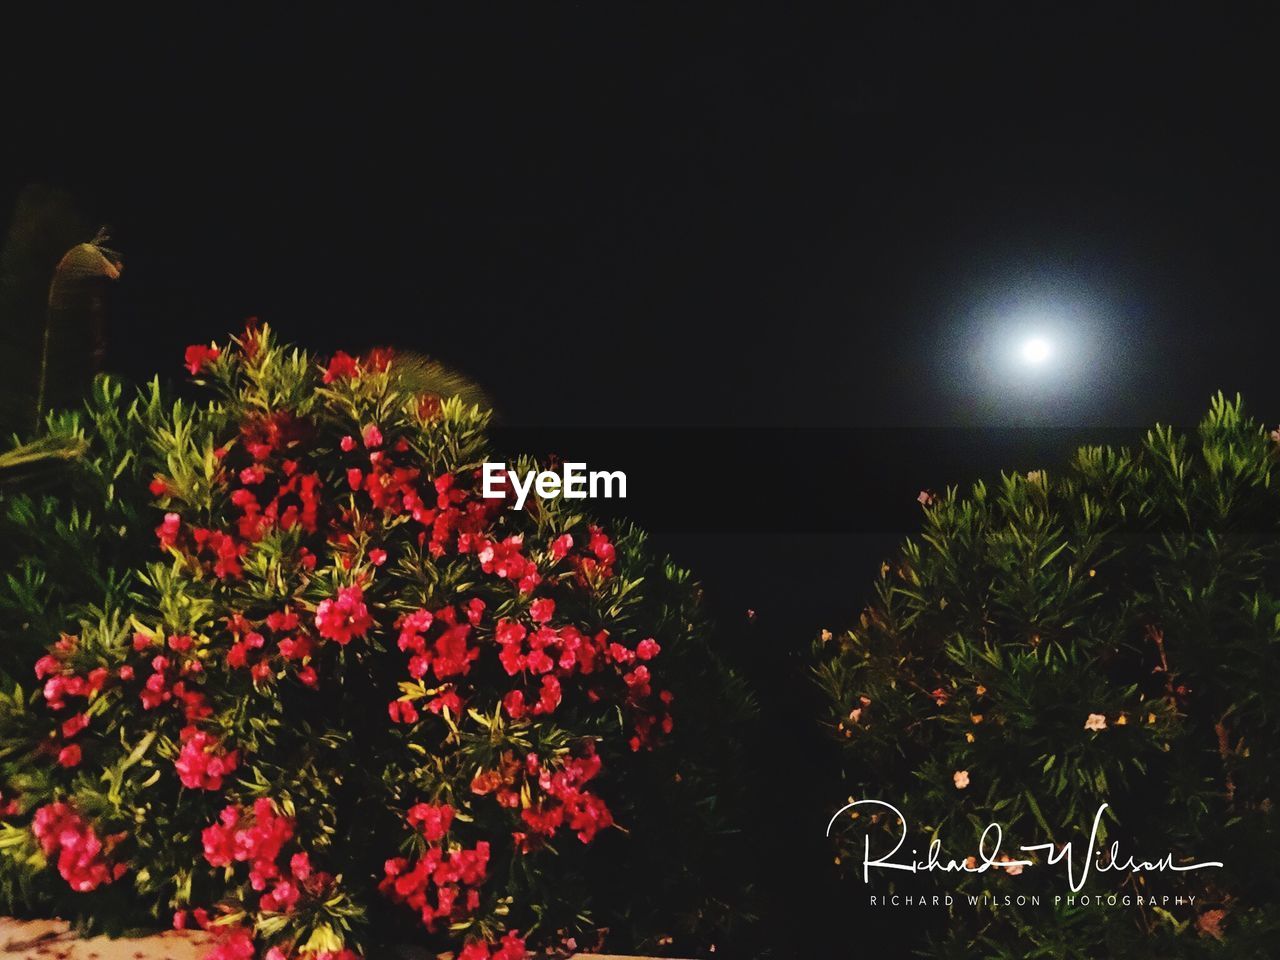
[815, 395, 1280, 957]
[0, 325, 754, 958]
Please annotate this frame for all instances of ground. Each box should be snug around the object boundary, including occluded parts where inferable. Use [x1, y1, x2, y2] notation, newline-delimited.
[0, 918, 665, 960]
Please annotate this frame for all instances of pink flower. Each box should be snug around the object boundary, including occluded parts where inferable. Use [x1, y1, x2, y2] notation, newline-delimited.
[175, 731, 239, 790]
[997, 854, 1024, 876]
[31, 802, 123, 891]
[156, 512, 182, 549]
[200, 799, 294, 888]
[205, 925, 255, 960]
[529, 598, 555, 623]
[1084, 713, 1108, 732]
[953, 769, 970, 790]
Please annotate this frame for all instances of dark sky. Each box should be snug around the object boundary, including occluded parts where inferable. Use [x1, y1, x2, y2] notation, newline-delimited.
[6, 5, 1277, 430]
[4, 7, 1279, 953]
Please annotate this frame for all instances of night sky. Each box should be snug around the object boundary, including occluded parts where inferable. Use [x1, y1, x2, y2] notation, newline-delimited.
[4, 6, 1278, 953]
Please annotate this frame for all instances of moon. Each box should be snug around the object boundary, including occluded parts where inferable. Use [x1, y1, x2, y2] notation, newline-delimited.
[1019, 336, 1052, 365]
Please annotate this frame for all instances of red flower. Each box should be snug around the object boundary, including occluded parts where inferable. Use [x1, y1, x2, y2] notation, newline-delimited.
[184, 343, 220, 375]
[388, 699, 419, 724]
[417, 394, 443, 420]
[379, 832, 490, 931]
[407, 802, 454, 842]
[459, 932, 528, 960]
[503, 689, 526, 719]
[365, 346, 395, 372]
[323, 351, 359, 383]
[290, 851, 312, 880]
[57, 743, 82, 767]
[265, 609, 299, 632]
[432, 623, 478, 679]
[534, 675, 562, 715]
[529, 598, 555, 624]
[315, 586, 374, 645]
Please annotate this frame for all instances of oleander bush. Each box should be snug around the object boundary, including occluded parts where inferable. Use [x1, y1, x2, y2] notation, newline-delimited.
[0, 324, 754, 959]
[815, 394, 1280, 958]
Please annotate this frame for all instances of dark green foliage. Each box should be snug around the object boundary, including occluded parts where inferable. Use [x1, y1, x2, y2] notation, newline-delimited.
[0, 377, 156, 683]
[815, 394, 1280, 957]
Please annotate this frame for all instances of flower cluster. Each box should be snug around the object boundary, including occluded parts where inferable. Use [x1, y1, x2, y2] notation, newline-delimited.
[31, 802, 126, 892]
[130, 632, 211, 722]
[35, 635, 109, 712]
[458, 932, 528, 960]
[34, 635, 112, 768]
[201, 798, 296, 896]
[315, 585, 374, 645]
[568, 525, 618, 585]
[380, 803, 492, 930]
[175, 730, 239, 791]
[514, 744, 614, 848]
[225, 610, 318, 688]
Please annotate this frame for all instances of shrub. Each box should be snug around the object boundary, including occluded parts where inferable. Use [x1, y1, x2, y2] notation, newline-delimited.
[815, 395, 1280, 958]
[0, 378, 156, 682]
[0, 325, 753, 959]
